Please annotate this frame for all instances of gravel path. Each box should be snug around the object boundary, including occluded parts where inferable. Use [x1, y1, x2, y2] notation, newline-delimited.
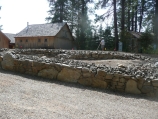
[0, 69, 158, 119]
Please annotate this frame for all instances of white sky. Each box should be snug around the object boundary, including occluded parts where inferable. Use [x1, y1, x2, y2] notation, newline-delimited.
[0, 0, 111, 34]
[0, 0, 49, 34]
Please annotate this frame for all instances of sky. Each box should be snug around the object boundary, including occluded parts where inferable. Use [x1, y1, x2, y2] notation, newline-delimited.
[0, 0, 110, 34]
[0, 0, 49, 34]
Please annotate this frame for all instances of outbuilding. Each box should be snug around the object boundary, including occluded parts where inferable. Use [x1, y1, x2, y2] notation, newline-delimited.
[0, 31, 10, 48]
[15, 22, 76, 49]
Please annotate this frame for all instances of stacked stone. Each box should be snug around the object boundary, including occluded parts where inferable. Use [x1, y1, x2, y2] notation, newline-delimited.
[0, 48, 8, 52]
[0, 50, 158, 96]
[13, 49, 150, 60]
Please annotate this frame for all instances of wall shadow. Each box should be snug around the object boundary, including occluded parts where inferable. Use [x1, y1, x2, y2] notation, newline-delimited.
[0, 68, 157, 102]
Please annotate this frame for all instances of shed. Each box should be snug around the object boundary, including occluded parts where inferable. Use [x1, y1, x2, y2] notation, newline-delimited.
[127, 31, 142, 53]
[15, 22, 76, 49]
[0, 31, 10, 48]
[4, 33, 15, 48]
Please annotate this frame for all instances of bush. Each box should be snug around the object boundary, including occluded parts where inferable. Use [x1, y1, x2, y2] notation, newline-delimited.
[138, 31, 154, 52]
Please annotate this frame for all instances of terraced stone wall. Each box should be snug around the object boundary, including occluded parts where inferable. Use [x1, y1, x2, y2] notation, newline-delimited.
[14, 49, 150, 60]
[0, 49, 158, 97]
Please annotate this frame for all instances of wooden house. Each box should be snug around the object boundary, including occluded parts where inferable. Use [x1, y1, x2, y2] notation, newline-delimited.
[0, 31, 10, 48]
[127, 31, 142, 53]
[4, 33, 15, 48]
[15, 23, 76, 49]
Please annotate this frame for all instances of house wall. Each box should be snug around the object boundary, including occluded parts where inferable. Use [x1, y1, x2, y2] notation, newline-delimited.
[54, 25, 76, 49]
[129, 37, 139, 53]
[15, 36, 55, 49]
[15, 24, 76, 49]
[0, 32, 10, 48]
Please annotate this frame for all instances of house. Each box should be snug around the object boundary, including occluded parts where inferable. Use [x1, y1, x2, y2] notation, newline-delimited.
[15, 22, 76, 49]
[4, 33, 15, 48]
[0, 31, 10, 48]
[127, 31, 154, 53]
[127, 31, 142, 53]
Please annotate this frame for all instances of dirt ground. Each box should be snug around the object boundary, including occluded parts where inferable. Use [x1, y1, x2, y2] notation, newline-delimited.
[0, 69, 158, 119]
[80, 53, 158, 67]
[80, 59, 146, 67]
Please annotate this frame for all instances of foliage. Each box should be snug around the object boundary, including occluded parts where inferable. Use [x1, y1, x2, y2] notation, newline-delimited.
[46, 0, 68, 23]
[46, 0, 158, 52]
[102, 26, 115, 50]
[138, 31, 154, 51]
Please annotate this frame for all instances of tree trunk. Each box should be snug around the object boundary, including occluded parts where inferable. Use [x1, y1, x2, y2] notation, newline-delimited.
[121, 0, 125, 31]
[128, 0, 131, 31]
[80, 0, 86, 50]
[60, 4, 64, 22]
[139, 0, 145, 32]
[121, 0, 125, 51]
[114, 0, 119, 50]
[131, 5, 134, 31]
[135, 1, 138, 32]
[155, 0, 158, 44]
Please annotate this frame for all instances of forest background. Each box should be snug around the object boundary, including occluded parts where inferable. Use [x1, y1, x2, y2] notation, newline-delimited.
[1, 0, 158, 53]
[46, 0, 158, 53]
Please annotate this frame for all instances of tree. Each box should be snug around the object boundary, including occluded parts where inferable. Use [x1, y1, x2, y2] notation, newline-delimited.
[139, 0, 145, 32]
[46, 0, 94, 50]
[138, 30, 154, 52]
[113, 0, 119, 50]
[154, 0, 158, 45]
[46, 0, 68, 23]
[95, 0, 119, 50]
[74, 0, 94, 50]
[103, 26, 114, 50]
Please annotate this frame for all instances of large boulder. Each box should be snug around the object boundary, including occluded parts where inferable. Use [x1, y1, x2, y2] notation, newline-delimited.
[38, 68, 59, 79]
[141, 85, 153, 94]
[152, 79, 158, 87]
[57, 67, 81, 83]
[78, 77, 93, 86]
[92, 78, 108, 89]
[1, 52, 15, 71]
[137, 78, 145, 89]
[125, 79, 141, 94]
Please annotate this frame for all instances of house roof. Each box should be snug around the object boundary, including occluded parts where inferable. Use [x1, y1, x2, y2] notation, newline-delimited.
[15, 23, 66, 37]
[4, 33, 15, 43]
[129, 31, 142, 38]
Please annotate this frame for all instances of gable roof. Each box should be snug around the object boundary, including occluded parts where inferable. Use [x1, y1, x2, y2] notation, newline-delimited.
[0, 31, 10, 42]
[129, 31, 142, 39]
[4, 33, 15, 43]
[15, 22, 66, 37]
[129, 31, 154, 39]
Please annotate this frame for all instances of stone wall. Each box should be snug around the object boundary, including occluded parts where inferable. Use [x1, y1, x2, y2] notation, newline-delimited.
[14, 49, 150, 60]
[0, 49, 158, 97]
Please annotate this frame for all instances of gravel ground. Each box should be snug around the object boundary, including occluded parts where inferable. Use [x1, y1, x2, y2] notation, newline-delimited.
[80, 59, 146, 67]
[0, 69, 158, 119]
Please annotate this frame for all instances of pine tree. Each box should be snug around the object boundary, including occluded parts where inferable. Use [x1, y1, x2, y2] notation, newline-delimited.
[154, 0, 158, 44]
[46, 0, 68, 23]
[95, 0, 119, 50]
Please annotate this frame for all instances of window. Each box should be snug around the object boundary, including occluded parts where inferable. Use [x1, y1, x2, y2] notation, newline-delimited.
[44, 38, 47, 42]
[62, 31, 67, 38]
[65, 31, 67, 37]
[26, 39, 28, 42]
[20, 39, 22, 42]
[38, 39, 41, 42]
